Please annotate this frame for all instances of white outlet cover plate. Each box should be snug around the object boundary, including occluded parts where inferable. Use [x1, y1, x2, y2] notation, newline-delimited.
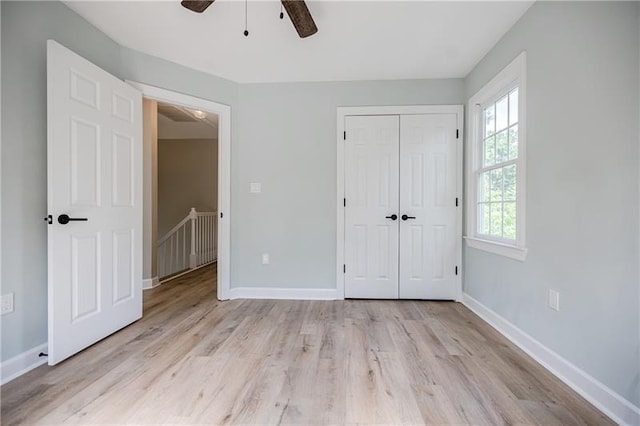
[262, 253, 269, 264]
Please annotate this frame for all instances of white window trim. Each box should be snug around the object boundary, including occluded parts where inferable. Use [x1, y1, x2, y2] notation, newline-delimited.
[465, 52, 528, 261]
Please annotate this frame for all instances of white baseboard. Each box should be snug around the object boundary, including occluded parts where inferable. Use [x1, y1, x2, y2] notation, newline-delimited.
[142, 276, 160, 290]
[228, 286, 341, 300]
[1, 343, 48, 385]
[461, 293, 640, 426]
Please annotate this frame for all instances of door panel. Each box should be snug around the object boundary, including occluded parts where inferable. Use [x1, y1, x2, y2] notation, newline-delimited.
[47, 40, 143, 365]
[344, 116, 399, 299]
[399, 114, 458, 299]
[71, 233, 100, 320]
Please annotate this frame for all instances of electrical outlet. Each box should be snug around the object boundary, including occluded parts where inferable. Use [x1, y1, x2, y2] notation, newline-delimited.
[262, 253, 269, 265]
[1, 293, 15, 315]
[548, 289, 560, 311]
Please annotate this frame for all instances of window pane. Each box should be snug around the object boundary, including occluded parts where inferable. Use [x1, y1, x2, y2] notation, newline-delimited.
[480, 171, 491, 203]
[508, 125, 518, 160]
[490, 202, 503, 238]
[495, 130, 508, 163]
[509, 88, 519, 126]
[495, 95, 508, 132]
[475, 83, 521, 243]
[503, 164, 517, 201]
[484, 105, 495, 137]
[503, 202, 516, 240]
[490, 168, 503, 202]
[483, 136, 495, 167]
[478, 203, 491, 235]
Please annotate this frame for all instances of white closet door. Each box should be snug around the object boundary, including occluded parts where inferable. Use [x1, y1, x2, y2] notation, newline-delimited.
[344, 116, 400, 299]
[399, 114, 458, 299]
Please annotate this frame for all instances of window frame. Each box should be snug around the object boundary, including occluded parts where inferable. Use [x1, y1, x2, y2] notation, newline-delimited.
[466, 52, 528, 261]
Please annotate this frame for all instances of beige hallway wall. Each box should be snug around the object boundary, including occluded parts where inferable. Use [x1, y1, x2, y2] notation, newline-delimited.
[157, 138, 218, 237]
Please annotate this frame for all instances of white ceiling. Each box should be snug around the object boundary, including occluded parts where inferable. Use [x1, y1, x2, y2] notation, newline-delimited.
[64, 1, 533, 83]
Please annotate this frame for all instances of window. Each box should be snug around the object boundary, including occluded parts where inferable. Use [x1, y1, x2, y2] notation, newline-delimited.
[466, 52, 527, 261]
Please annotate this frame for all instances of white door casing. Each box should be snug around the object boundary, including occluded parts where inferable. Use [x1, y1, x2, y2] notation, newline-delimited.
[47, 40, 143, 365]
[399, 114, 458, 299]
[338, 106, 463, 301]
[125, 81, 232, 301]
[344, 116, 400, 299]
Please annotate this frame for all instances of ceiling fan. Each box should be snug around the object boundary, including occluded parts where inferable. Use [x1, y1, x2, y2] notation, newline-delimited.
[181, 0, 318, 38]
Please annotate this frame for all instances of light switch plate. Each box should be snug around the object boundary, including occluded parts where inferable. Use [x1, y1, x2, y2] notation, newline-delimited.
[262, 253, 269, 264]
[548, 289, 560, 311]
[250, 182, 262, 193]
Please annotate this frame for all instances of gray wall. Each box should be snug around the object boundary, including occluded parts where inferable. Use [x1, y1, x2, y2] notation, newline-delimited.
[233, 80, 464, 288]
[158, 138, 218, 237]
[463, 1, 640, 406]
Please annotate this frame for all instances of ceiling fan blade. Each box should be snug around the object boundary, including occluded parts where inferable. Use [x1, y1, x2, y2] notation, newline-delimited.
[181, 0, 214, 13]
[281, 0, 318, 38]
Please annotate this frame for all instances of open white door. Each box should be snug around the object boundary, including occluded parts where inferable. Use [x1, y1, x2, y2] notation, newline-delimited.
[47, 40, 143, 365]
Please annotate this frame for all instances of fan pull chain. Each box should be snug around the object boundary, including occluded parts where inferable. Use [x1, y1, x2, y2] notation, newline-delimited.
[280, 2, 284, 19]
[243, 0, 249, 36]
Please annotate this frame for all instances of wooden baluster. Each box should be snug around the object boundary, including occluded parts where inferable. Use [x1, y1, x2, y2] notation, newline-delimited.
[182, 226, 186, 270]
[189, 208, 197, 269]
[208, 215, 212, 262]
[174, 233, 178, 274]
[205, 215, 209, 264]
[199, 216, 203, 266]
[204, 215, 207, 264]
[169, 235, 174, 275]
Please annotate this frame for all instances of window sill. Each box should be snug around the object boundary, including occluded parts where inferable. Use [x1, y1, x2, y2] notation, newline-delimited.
[464, 237, 528, 261]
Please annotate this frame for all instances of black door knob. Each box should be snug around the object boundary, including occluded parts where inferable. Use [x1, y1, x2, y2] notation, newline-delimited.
[401, 214, 416, 221]
[385, 214, 398, 221]
[57, 214, 88, 225]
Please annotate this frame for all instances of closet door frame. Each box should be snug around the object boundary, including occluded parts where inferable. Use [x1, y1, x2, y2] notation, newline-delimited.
[336, 105, 464, 300]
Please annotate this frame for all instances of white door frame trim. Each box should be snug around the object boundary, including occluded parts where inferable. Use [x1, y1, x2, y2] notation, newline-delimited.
[127, 81, 231, 300]
[336, 105, 464, 300]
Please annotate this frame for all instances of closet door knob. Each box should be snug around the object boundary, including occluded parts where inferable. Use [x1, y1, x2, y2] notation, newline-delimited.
[385, 214, 398, 221]
[401, 214, 416, 221]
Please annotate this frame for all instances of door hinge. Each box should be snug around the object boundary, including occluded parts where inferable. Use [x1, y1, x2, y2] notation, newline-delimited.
[456, 129, 459, 139]
[343, 198, 346, 207]
[220, 212, 223, 218]
[455, 197, 459, 207]
[343, 131, 346, 140]
[343, 264, 346, 274]
[455, 266, 459, 276]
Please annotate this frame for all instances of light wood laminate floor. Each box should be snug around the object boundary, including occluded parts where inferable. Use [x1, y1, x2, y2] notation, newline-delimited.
[1, 264, 612, 425]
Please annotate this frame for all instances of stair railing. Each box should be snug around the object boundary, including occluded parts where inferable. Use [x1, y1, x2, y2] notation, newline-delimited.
[157, 208, 217, 281]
